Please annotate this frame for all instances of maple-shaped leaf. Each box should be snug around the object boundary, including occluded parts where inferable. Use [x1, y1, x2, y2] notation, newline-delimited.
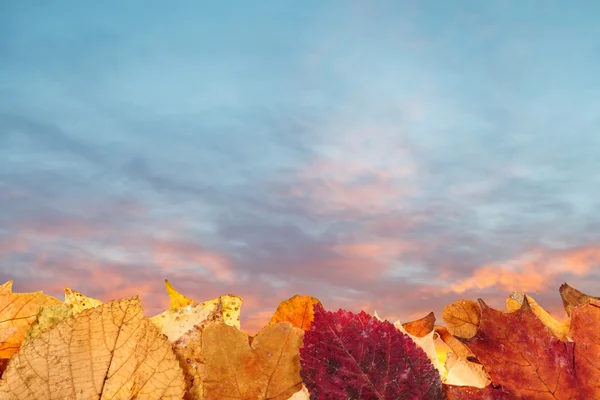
[506, 292, 569, 341]
[560, 282, 600, 316]
[0, 296, 186, 399]
[300, 304, 443, 400]
[0, 280, 62, 365]
[267, 294, 322, 331]
[173, 320, 304, 400]
[445, 295, 600, 399]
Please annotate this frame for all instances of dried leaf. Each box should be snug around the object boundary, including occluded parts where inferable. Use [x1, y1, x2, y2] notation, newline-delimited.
[302, 304, 443, 399]
[0, 281, 62, 361]
[445, 295, 600, 399]
[64, 286, 103, 313]
[442, 299, 481, 339]
[560, 282, 600, 316]
[402, 311, 436, 337]
[25, 287, 103, 342]
[150, 300, 222, 342]
[444, 352, 491, 388]
[174, 320, 303, 400]
[434, 325, 475, 360]
[162, 279, 242, 329]
[569, 298, 600, 392]
[0, 297, 185, 399]
[506, 291, 569, 341]
[165, 279, 195, 309]
[267, 295, 322, 331]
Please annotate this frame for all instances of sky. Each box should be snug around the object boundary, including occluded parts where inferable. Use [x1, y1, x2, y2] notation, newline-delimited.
[1, 1, 600, 334]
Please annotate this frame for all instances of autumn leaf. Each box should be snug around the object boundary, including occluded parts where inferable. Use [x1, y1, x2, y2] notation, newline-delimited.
[569, 297, 600, 392]
[0, 281, 62, 363]
[301, 304, 443, 399]
[267, 294, 322, 331]
[442, 299, 481, 339]
[162, 279, 243, 329]
[506, 291, 569, 341]
[560, 282, 600, 316]
[165, 279, 195, 309]
[0, 296, 186, 399]
[25, 287, 103, 342]
[150, 300, 223, 342]
[374, 311, 445, 379]
[173, 319, 304, 400]
[445, 295, 600, 399]
[402, 311, 436, 338]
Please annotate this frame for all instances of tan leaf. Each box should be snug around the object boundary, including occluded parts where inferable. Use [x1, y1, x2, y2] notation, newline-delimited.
[506, 291, 569, 341]
[174, 321, 303, 400]
[151, 301, 223, 342]
[560, 282, 600, 316]
[442, 299, 481, 339]
[444, 352, 491, 388]
[0, 297, 186, 399]
[0, 281, 62, 361]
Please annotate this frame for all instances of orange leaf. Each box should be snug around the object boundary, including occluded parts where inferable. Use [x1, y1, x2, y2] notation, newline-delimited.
[0, 280, 62, 361]
[402, 311, 435, 337]
[267, 295, 322, 331]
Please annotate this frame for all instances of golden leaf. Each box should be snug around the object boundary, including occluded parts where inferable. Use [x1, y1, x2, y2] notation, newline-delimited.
[442, 299, 481, 339]
[267, 295, 322, 331]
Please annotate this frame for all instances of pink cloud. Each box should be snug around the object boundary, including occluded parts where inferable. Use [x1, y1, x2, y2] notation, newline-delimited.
[447, 245, 600, 294]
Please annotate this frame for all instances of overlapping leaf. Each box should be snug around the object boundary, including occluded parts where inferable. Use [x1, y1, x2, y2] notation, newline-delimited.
[301, 304, 443, 399]
[0, 281, 62, 367]
[0, 297, 186, 399]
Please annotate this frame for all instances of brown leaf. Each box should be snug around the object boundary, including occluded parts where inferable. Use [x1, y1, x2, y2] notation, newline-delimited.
[0, 296, 185, 399]
[560, 282, 600, 316]
[174, 321, 303, 400]
[0, 280, 62, 361]
[442, 299, 481, 339]
[267, 295, 322, 331]
[402, 311, 436, 337]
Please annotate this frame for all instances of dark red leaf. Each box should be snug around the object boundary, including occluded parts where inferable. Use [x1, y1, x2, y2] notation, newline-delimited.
[300, 304, 443, 400]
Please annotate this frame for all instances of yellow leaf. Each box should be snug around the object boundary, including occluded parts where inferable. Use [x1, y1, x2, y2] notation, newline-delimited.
[163, 279, 242, 329]
[267, 295, 322, 331]
[506, 291, 569, 341]
[64, 286, 103, 313]
[444, 352, 491, 388]
[0, 296, 186, 399]
[165, 279, 195, 309]
[0, 280, 62, 361]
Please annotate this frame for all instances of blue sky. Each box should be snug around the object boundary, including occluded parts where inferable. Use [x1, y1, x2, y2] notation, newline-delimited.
[1, 1, 599, 331]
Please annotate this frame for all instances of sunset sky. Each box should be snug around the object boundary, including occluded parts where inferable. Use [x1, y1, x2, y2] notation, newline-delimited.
[2, 1, 599, 333]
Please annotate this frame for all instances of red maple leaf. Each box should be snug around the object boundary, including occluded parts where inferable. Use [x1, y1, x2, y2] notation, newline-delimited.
[299, 304, 443, 400]
[443, 297, 600, 400]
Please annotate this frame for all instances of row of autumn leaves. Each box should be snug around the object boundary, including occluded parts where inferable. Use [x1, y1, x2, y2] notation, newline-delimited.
[0, 280, 598, 399]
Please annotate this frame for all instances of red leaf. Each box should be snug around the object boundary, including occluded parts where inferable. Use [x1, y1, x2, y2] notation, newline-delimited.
[445, 296, 600, 399]
[299, 304, 443, 400]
